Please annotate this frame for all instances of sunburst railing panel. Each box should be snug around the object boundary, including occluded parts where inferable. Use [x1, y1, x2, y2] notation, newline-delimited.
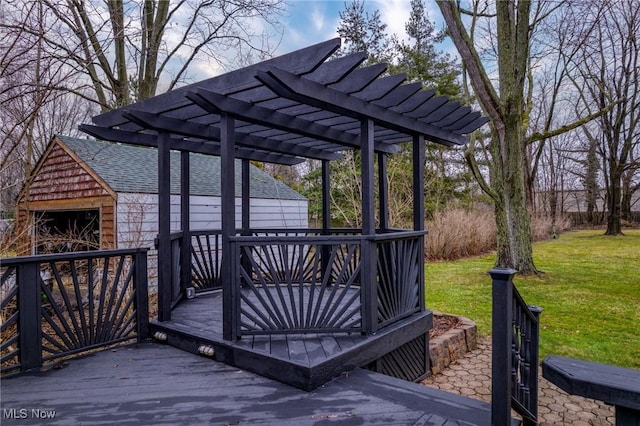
[231, 236, 363, 336]
[0, 249, 148, 376]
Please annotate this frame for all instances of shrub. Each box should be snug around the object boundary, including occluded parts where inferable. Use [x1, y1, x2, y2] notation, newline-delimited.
[425, 206, 496, 261]
[425, 206, 571, 261]
[530, 213, 572, 241]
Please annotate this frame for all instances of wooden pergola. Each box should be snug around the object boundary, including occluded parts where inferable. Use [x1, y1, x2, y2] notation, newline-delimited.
[81, 39, 486, 386]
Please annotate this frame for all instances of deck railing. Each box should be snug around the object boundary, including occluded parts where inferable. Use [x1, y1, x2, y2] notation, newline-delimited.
[226, 229, 425, 338]
[490, 268, 542, 426]
[0, 248, 149, 376]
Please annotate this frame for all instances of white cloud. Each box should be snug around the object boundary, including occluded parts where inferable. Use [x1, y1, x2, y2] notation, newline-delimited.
[372, 0, 412, 41]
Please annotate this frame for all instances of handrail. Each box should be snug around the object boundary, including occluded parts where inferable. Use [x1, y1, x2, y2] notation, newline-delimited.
[490, 268, 542, 426]
[1, 248, 149, 376]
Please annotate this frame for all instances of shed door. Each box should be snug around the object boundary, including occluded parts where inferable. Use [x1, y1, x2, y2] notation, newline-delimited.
[34, 209, 100, 254]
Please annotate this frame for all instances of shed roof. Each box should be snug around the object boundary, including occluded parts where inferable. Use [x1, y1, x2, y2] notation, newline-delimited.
[58, 136, 305, 200]
[81, 38, 487, 165]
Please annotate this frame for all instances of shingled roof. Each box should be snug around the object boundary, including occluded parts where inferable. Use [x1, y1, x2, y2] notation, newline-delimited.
[58, 136, 305, 200]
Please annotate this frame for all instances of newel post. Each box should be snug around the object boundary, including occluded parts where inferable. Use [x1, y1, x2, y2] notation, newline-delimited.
[18, 262, 42, 371]
[135, 249, 150, 340]
[490, 267, 517, 426]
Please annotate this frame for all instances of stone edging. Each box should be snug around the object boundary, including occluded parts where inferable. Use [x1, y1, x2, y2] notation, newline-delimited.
[429, 313, 478, 375]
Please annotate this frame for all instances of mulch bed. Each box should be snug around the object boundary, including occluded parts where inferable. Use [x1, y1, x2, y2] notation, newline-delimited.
[429, 314, 463, 339]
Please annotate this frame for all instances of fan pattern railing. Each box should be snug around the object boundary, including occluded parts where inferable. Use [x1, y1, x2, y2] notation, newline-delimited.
[0, 249, 149, 376]
[231, 236, 363, 336]
[375, 233, 423, 327]
[222, 230, 425, 337]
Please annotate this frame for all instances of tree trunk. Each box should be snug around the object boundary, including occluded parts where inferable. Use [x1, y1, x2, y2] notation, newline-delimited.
[584, 136, 599, 225]
[495, 118, 536, 273]
[438, 0, 538, 274]
[605, 160, 623, 235]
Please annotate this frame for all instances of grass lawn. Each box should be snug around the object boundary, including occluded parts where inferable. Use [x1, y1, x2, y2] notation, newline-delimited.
[425, 228, 640, 369]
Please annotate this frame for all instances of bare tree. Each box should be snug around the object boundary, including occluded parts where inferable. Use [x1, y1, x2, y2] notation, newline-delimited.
[570, 0, 640, 234]
[2, 0, 284, 111]
[438, 0, 607, 273]
[1, 0, 284, 233]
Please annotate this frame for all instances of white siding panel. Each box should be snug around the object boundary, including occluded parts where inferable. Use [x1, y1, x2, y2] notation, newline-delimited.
[116, 192, 308, 288]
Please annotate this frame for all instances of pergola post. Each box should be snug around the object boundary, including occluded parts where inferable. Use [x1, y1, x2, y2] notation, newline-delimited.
[180, 151, 191, 296]
[321, 160, 331, 233]
[242, 159, 250, 235]
[321, 160, 331, 278]
[157, 131, 172, 321]
[378, 152, 388, 232]
[221, 114, 236, 340]
[361, 118, 377, 335]
[241, 158, 251, 288]
[412, 134, 426, 311]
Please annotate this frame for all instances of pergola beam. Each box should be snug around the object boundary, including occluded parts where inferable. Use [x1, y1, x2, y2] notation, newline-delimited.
[187, 88, 400, 154]
[79, 124, 304, 165]
[123, 109, 341, 161]
[258, 68, 467, 147]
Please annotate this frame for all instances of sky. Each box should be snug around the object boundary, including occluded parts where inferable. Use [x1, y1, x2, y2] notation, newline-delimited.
[275, 0, 447, 56]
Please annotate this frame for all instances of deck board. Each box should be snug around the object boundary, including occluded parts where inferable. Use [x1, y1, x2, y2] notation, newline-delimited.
[164, 292, 367, 365]
[151, 291, 433, 390]
[1, 341, 496, 425]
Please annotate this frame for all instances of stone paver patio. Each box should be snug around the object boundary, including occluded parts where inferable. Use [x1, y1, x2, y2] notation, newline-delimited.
[421, 337, 616, 425]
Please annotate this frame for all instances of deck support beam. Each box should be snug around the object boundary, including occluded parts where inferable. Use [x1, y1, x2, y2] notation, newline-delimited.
[360, 118, 377, 335]
[221, 114, 236, 341]
[158, 131, 172, 321]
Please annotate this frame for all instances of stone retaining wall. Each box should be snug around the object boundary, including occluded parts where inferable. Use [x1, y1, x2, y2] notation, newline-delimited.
[429, 314, 478, 375]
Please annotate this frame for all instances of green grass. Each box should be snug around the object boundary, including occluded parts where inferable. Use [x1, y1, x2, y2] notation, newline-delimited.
[425, 229, 640, 369]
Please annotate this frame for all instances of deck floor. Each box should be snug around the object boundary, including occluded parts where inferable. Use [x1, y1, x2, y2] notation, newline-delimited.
[1, 341, 496, 425]
[150, 291, 432, 390]
[161, 290, 365, 365]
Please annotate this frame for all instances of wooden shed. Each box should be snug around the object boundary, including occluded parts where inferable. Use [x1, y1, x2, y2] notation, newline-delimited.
[16, 135, 308, 263]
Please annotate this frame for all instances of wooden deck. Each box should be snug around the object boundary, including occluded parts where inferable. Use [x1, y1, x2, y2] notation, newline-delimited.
[150, 291, 432, 390]
[1, 341, 499, 425]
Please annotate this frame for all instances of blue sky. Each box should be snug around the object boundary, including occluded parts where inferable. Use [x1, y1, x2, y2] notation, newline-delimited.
[276, 0, 447, 55]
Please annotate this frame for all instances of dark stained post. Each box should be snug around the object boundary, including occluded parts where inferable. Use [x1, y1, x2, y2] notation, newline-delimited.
[240, 158, 251, 288]
[221, 114, 236, 340]
[18, 261, 42, 371]
[321, 160, 331, 280]
[242, 159, 250, 235]
[180, 151, 191, 295]
[490, 268, 516, 426]
[528, 305, 543, 425]
[134, 249, 150, 340]
[378, 152, 388, 232]
[413, 134, 425, 310]
[157, 131, 172, 321]
[361, 118, 377, 334]
[321, 160, 331, 233]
